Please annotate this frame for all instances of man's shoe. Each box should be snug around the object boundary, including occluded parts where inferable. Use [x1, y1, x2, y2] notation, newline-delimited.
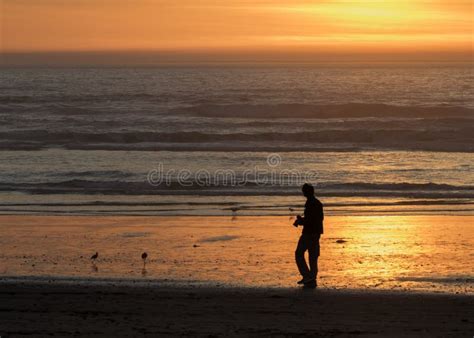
[297, 276, 315, 285]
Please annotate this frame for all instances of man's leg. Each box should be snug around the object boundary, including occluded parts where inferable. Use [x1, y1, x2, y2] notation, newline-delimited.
[307, 235, 320, 280]
[295, 235, 310, 278]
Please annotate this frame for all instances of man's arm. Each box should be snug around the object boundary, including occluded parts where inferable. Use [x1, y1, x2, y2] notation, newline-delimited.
[319, 202, 324, 222]
[293, 215, 303, 227]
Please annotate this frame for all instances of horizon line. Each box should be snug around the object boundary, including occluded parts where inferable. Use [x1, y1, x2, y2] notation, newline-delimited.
[2, 49, 472, 66]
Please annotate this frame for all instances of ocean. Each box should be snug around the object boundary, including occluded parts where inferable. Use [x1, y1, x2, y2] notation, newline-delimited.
[1, 65, 473, 216]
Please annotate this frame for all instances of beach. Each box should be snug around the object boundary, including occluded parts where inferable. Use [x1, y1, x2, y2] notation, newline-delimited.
[1, 215, 473, 336]
[1, 280, 473, 337]
[1, 215, 473, 293]
[2, 1, 474, 335]
[1, 65, 473, 336]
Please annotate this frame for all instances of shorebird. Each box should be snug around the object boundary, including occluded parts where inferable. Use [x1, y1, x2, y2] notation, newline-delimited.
[90, 252, 98, 261]
[141, 252, 148, 265]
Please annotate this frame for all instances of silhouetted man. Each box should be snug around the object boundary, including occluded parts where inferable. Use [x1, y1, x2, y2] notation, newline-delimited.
[293, 183, 324, 287]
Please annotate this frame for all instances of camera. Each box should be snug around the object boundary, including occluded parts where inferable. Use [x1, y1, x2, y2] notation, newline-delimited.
[293, 215, 303, 227]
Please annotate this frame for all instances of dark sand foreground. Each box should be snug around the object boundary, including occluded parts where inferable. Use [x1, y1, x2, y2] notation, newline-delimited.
[1, 281, 473, 337]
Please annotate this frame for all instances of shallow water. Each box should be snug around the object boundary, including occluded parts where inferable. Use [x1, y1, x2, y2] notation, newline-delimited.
[1, 66, 473, 216]
[1, 149, 473, 216]
[1, 215, 472, 294]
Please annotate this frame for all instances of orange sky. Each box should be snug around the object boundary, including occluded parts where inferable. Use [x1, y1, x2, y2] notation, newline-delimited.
[1, 0, 473, 63]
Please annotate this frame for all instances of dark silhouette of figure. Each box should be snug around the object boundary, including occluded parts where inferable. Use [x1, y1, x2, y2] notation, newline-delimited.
[90, 252, 99, 273]
[141, 252, 148, 276]
[293, 183, 324, 287]
[90, 252, 98, 261]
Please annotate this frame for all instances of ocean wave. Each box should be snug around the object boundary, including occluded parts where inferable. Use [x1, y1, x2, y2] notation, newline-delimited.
[321, 182, 474, 191]
[2, 129, 473, 144]
[51, 170, 134, 179]
[178, 103, 474, 119]
[0, 93, 173, 105]
[1, 180, 473, 198]
[1, 199, 471, 208]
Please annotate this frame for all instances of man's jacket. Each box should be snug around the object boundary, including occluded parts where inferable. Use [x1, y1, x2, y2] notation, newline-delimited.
[302, 196, 324, 235]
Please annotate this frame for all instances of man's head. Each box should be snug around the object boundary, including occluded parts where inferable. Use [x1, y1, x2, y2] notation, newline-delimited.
[302, 183, 314, 198]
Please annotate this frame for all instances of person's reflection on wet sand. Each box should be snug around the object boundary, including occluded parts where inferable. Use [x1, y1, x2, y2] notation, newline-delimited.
[91, 263, 98, 273]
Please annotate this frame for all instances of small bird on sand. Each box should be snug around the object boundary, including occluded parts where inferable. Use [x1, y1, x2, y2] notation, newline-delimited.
[90, 252, 98, 261]
[141, 252, 148, 264]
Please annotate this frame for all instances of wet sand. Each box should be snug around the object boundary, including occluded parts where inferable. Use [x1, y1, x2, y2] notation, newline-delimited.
[1, 280, 473, 337]
[1, 215, 473, 336]
[1, 215, 473, 293]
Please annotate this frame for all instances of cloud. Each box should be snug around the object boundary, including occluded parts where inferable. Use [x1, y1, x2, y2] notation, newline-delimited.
[2, 0, 471, 62]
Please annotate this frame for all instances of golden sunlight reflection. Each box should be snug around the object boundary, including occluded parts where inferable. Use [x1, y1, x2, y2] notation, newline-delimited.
[0, 215, 472, 294]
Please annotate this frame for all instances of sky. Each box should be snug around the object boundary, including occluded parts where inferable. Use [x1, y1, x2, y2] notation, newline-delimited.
[1, 0, 473, 64]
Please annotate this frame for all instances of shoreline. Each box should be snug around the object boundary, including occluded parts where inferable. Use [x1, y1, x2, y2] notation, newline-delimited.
[1, 274, 472, 297]
[1, 211, 473, 217]
[1, 280, 473, 337]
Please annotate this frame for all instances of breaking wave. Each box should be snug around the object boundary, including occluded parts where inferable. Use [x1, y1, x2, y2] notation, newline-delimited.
[1, 180, 473, 199]
[178, 103, 474, 119]
[1, 127, 473, 152]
